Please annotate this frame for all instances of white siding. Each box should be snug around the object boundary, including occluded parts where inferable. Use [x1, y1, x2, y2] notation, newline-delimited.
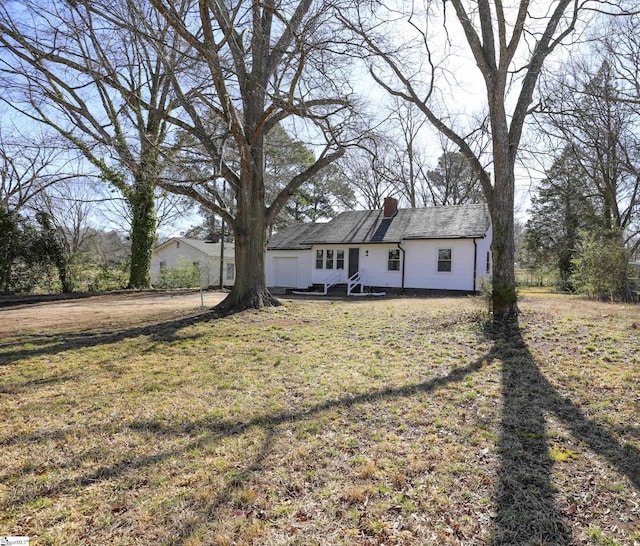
[310, 246, 351, 285]
[475, 226, 493, 287]
[309, 244, 403, 287]
[357, 245, 403, 288]
[308, 236, 491, 291]
[403, 239, 477, 290]
[151, 239, 235, 286]
[268, 229, 491, 292]
[274, 257, 299, 287]
[151, 242, 208, 284]
[266, 249, 312, 288]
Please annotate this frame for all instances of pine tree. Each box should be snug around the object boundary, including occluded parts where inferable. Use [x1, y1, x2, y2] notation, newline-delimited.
[522, 147, 599, 291]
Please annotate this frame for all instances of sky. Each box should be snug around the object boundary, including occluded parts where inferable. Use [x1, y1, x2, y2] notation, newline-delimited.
[1, 0, 598, 238]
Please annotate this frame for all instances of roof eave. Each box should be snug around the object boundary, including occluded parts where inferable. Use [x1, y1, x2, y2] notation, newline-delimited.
[267, 245, 313, 250]
[402, 233, 487, 240]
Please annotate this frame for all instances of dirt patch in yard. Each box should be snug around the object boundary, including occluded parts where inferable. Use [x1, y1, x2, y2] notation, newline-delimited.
[0, 290, 229, 337]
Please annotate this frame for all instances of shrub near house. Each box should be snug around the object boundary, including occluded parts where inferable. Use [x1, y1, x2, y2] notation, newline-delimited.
[151, 238, 236, 288]
[156, 257, 202, 289]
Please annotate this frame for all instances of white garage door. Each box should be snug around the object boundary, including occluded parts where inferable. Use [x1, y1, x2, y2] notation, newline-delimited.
[273, 257, 299, 287]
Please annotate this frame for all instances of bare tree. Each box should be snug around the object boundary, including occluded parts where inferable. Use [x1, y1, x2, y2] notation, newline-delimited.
[35, 179, 100, 257]
[97, 187, 196, 241]
[342, 1, 632, 321]
[384, 99, 432, 207]
[0, 0, 190, 288]
[263, 126, 355, 231]
[605, 12, 640, 107]
[33, 177, 102, 291]
[366, 103, 483, 208]
[339, 140, 398, 210]
[0, 126, 100, 292]
[538, 19, 640, 248]
[150, 0, 355, 309]
[0, 131, 79, 213]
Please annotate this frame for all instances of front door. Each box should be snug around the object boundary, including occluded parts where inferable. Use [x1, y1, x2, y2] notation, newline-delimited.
[348, 248, 359, 278]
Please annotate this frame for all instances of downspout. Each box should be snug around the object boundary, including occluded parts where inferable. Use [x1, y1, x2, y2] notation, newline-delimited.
[397, 241, 406, 293]
[219, 179, 227, 289]
[219, 219, 225, 289]
[472, 238, 478, 293]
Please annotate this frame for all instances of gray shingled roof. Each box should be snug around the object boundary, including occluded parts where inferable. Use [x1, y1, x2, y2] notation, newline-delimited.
[267, 204, 490, 249]
[266, 222, 327, 250]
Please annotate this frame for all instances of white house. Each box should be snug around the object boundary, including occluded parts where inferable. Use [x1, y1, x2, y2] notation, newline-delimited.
[266, 198, 492, 293]
[151, 237, 235, 287]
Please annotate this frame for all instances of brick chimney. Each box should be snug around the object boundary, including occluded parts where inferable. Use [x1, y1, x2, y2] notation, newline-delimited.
[383, 197, 398, 218]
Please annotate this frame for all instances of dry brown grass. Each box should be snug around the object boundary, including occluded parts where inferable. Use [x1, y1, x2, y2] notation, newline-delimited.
[1, 291, 639, 545]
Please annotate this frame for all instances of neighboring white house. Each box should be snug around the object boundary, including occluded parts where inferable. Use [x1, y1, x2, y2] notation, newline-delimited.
[266, 198, 492, 293]
[151, 237, 235, 287]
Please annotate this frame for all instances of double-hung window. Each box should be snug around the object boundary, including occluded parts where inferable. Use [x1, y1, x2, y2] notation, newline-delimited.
[326, 249, 334, 269]
[388, 249, 401, 271]
[437, 249, 452, 272]
[317, 248, 345, 270]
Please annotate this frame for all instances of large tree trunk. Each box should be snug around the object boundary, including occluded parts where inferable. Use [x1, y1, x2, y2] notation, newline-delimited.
[127, 177, 157, 289]
[217, 214, 279, 310]
[487, 97, 518, 322]
[56, 255, 74, 294]
[490, 202, 517, 321]
[217, 137, 279, 311]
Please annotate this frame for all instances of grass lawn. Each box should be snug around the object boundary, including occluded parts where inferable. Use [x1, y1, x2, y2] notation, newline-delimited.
[1, 291, 639, 545]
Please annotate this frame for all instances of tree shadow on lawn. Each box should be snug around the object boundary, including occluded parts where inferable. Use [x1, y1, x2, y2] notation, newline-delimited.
[3, 312, 640, 544]
[0, 292, 472, 365]
[490, 321, 640, 545]
[125, 322, 640, 545]
[2, 354, 486, 506]
[123, 354, 495, 545]
[0, 309, 223, 366]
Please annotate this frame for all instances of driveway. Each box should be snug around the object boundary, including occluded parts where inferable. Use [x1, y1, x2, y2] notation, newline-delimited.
[0, 290, 229, 337]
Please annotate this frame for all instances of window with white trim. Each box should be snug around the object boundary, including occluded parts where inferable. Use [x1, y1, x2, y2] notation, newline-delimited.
[336, 250, 345, 269]
[315, 249, 324, 269]
[437, 249, 452, 272]
[326, 249, 334, 269]
[388, 249, 401, 271]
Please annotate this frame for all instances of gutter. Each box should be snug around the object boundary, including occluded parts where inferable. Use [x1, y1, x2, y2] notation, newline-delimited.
[397, 241, 406, 293]
[473, 239, 478, 292]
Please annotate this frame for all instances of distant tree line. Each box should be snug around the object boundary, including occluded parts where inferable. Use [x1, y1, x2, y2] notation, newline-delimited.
[0, 204, 129, 295]
[521, 18, 640, 302]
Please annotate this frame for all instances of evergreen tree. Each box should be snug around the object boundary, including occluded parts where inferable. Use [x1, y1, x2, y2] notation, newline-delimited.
[0, 205, 23, 294]
[425, 152, 484, 206]
[0, 206, 70, 294]
[541, 60, 640, 238]
[274, 164, 355, 232]
[180, 125, 355, 237]
[522, 147, 599, 291]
